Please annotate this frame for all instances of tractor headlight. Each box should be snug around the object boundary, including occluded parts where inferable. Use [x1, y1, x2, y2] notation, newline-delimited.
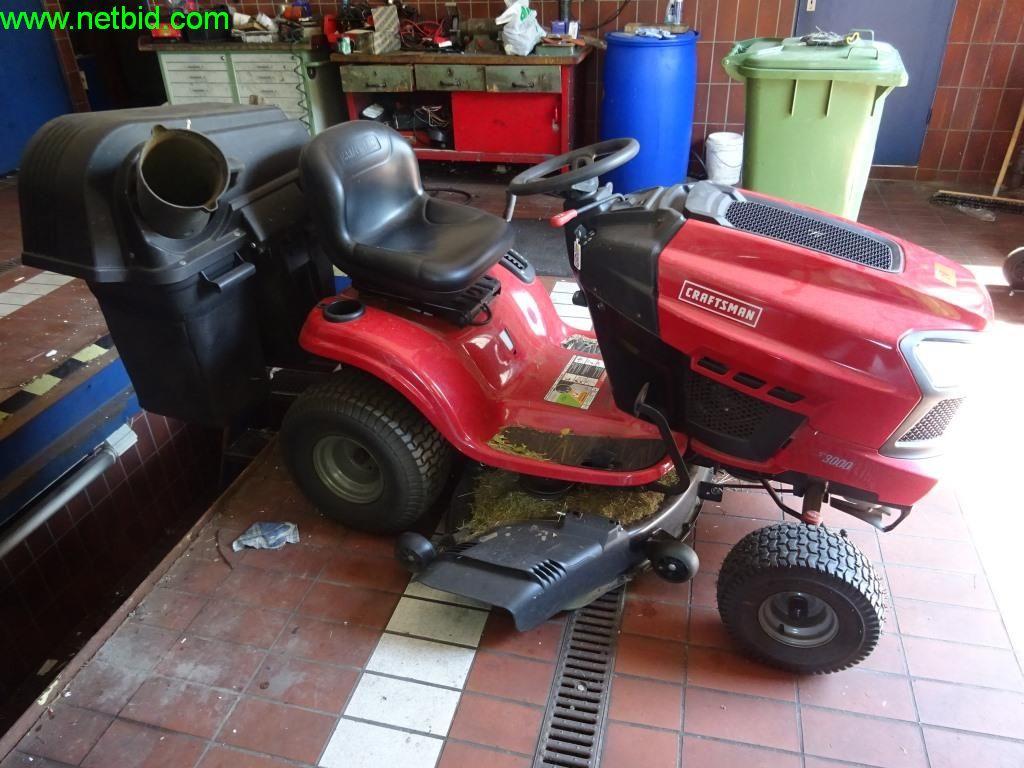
[912, 337, 979, 390]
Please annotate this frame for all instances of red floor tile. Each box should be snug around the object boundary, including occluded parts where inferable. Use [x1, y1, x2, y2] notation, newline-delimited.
[133, 588, 208, 631]
[271, 616, 379, 667]
[693, 541, 732, 573]
[851, 630, 908, 675]
[187, 600, 290, 649]
[798, 667, 917, 721]
[913, 679, 1024, 739]
[220, 697, 335, 764]
[448, 693, 543, 755]
[687, 646, 797, 702]
[466, 650, 555, 706]
[320, 549, 410, 593]
[62, 662, 148, 715]
[801, 707, 928, 768]
[884, 564, 996, 610]
[213, 566, 313, 613]
[880, 534, 983, 573]
[479, 614, 565, 662]
[16, 705, 113, 765]
[923, 725, 1024, 768]
[197, 745, 299, 767]
[893, 598, 1011, 648]
[247, 656, 358, 713]
[298, 581, 400, 629]
[689, 572, 718, 609]
[712, 490, 786, 521]
[687, 605, 735, 650]
[682, 736, 802, 768]
[620, 597, 687, 642]
[81, 719, 205, 768]
[626, 570, 691, 604]
[683, 688, 800, 752]
[94, 623, 181, 672]
[239, 544, 330, 579]
[609, 674, 683, 730]
[695, 514, 765, 545]
[122, 678, 236, 739]
[614, 633, 686, 683]
[601, 722, 678, 768]
[156, 635, 266, 691]
[438, 741, 531, 768]
[902, 635, 1024, 690]
[160, 560, 232, 596]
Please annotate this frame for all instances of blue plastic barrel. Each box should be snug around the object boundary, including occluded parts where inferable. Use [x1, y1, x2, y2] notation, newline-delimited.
[600, 31, 699, 193]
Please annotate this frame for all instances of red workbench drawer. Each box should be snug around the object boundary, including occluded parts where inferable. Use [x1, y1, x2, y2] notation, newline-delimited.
[452, 92, 561, 155]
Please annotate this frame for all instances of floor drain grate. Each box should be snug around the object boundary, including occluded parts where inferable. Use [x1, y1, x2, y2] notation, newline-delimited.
[0, 259, 17, 276]
[533, 587, 625, 768]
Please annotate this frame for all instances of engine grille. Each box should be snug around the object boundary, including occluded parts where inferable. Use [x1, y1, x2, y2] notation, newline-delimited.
[899, 397, 965, 442]
[686, 372, 774, 439]
[725, 199, 900, 272]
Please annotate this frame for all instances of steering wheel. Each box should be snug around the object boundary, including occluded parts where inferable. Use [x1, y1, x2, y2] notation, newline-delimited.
[507, 138, 639, 197]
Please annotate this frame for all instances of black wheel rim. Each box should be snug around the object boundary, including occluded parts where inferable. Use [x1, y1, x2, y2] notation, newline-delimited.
[313, 435, 384, 504]
[757, 591, 839, 648]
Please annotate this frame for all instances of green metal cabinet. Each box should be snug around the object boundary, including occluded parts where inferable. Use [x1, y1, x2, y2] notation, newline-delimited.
[154, 47, 342, 135]
[414, 64, 485, 91]
[339, 64, 413, 93]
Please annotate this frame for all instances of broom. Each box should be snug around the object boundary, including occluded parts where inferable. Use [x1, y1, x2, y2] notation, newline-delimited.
[931, 100, 1024, 214]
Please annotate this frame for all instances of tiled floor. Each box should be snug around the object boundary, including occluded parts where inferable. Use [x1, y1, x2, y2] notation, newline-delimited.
[2, 176, 1024, 768]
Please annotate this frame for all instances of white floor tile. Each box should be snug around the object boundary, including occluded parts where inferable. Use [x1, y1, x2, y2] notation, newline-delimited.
[552, 280, 578, 293]
[319, 718, 443, 768]
[367, 633, 476, 689]
[0, 292, 37, 306]
[31, 273, 76, 285]
[6, 282, 57, 295]
[550, 292, 576, 305]
[386, 597, 488, 647]
[0, 304, 16, 317]
[403, 580, 490, 609]
[554, 304, 591, 319]
[563, 317, 593, 332]
[345, 673, 461, 735]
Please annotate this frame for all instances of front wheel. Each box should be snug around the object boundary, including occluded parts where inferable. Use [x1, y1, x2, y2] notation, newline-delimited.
[716, 523, 884, 674]
[281, 370, 453, 534]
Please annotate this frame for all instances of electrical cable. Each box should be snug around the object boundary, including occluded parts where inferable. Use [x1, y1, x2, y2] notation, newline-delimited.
[289, 40, 312, 134]
[582, 0, 634, 31]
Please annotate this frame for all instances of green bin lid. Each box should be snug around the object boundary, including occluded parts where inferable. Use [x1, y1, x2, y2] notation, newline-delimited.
[722, 31, 908, 86]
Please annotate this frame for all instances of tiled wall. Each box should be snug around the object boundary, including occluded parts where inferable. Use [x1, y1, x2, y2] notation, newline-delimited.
[911, 0, 1024, 185]
[0, 411, 221, 730]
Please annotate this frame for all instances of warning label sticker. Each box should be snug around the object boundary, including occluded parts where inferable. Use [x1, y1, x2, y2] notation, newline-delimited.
[544, 355, 606, 410]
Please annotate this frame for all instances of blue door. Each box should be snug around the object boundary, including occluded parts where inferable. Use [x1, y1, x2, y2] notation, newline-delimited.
[0, 1, 73, 174]
[795, 0, 956, 166]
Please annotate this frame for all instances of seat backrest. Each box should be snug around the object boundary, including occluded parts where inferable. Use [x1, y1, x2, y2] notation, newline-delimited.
[299, 121, 423, 259]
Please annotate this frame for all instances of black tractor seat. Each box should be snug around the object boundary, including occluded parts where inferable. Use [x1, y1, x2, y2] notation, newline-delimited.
[300, 121, 513, 300]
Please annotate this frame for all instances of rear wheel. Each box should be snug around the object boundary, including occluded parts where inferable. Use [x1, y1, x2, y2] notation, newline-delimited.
[1004, 247, 1024, 290]
[281, 370, 453, 534]
[716, 523, 884, 674]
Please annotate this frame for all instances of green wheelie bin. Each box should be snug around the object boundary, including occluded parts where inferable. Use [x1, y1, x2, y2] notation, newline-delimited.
[723, 31, 908, 220]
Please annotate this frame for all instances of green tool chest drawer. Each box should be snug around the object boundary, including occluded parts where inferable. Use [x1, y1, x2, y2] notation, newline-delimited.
[414, 64, 485, 91]
[340, 64, 413, 92]
[485, 65, 561, 93]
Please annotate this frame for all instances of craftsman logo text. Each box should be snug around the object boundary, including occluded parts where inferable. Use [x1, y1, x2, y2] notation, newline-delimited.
[678, 281, 762, 328]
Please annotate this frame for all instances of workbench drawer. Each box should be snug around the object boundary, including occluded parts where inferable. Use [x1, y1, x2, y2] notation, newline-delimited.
[162, 53, 227, 68]
[166, 70, 232, 85]
[234, 69, 302, 85]
[485, 65, 561, 93]
[237, 82, 304, 100]
[415, 64, 484, 91]
[340, 65, 413, 93]
[167, 82, 234, 100]
[230, 53, 295, 71]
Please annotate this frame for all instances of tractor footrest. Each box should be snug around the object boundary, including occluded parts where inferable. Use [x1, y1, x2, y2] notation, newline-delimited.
[416, 513, 644, 630]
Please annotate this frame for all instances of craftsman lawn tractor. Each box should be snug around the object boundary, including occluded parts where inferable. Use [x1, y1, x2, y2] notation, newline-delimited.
[19, 104, 992, 674]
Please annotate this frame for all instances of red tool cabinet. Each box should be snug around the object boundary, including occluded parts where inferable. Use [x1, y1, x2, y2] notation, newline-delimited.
[332, 48, 590, 164]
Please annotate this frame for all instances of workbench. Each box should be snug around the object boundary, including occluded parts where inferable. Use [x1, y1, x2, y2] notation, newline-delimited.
[331, 48, 591, 163]
[140, 38, 342, 135]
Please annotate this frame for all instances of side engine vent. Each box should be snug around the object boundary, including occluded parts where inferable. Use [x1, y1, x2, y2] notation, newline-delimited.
[725, 199, 901, 272]
[682, 370, 806, 462]
[531, 559, 568, 586]
[899, 397, 964, 442]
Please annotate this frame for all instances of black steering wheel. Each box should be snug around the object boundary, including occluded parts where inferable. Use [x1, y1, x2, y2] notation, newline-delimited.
[507, 138, 639, 197]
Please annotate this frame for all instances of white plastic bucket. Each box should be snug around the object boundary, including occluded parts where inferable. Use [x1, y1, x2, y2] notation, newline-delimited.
[706, 131, 744, 185]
